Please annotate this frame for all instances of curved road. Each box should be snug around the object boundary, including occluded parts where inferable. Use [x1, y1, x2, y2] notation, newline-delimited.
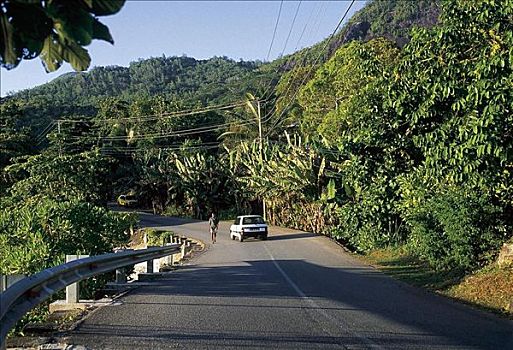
[66, 213, 513, 349]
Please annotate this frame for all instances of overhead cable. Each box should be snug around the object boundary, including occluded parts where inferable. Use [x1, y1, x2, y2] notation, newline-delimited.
[266, 0, 284, 62]
[266, 0, 356, 134]
[58, 100, 247, 124]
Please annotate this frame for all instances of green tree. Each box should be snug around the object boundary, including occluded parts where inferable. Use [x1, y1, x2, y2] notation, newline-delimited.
[385, 0, 513, 269]
[390, 0, 513, 195]
[294, 38, 410, 251]
[0, 198, 135, 275]
[0, 100, 32, 191]
[6, 150, 113, 205]
[298, 38, 399, 144]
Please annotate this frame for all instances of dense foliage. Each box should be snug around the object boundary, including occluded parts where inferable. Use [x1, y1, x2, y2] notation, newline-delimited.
[345, 0, 440, 46]
[0, 198, 135, 275]
[242, 0, 512, 271]
[404, 188, 503, 271]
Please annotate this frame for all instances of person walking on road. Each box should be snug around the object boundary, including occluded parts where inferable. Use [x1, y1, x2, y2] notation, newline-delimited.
[209, 212, 219, 244]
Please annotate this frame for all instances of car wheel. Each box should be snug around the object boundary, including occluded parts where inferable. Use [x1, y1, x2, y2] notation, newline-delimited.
[261, 234, 268, 240]
[239, 235, 244, 242]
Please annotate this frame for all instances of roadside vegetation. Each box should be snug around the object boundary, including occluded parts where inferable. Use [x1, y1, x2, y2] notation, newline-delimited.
[1, 0, 512, 322]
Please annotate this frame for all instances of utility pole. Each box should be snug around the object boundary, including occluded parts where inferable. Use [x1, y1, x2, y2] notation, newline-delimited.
[257, 99, 263, 151]
[256, 99, 266, 221]
[57, 120, 62, 157]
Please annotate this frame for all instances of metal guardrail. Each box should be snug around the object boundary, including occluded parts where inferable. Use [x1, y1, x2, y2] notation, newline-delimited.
[0, 244, 180, 347]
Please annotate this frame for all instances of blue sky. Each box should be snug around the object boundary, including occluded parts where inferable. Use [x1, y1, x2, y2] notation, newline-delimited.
[0, 1, 366, 96]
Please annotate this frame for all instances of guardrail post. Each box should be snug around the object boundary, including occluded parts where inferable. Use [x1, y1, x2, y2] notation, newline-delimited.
[180, 242, 186, 259]
[113, 249, 132, 284]
[146, 259, 154, 273]
[146, 246, 156, 273]
[116, 268, 127, 284]
[65, 255, 88, 304]
[165, 243, 174, 265]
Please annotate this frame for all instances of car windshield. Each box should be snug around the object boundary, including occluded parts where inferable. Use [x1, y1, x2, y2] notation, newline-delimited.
[125, 195, 136, 200]
[243, 217, 264, 225]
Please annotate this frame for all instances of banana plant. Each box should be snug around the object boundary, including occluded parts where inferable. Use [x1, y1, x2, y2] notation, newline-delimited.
[228, 133, 330, 212]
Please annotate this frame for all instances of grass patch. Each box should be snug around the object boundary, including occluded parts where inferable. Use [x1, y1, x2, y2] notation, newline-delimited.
[362, 246, 513, 317]
[364, 246, 464, 290]
[446, 265, 513, 315]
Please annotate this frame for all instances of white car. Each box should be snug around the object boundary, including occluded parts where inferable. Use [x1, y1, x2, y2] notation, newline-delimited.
[230, 215, 268, 242]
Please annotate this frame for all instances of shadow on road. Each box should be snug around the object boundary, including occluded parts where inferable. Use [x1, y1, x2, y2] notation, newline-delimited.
[267, 232, 317, 241]
[73, 260, 513, 349]
[72, 323, 393, 349]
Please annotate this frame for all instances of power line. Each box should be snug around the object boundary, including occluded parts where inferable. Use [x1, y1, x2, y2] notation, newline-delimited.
[281, 1, 302, 58]
[265, 0, 356, 135]
[101, 141, 220, 151]
[71, 116, 260, 142]
[58, 100, 247, 124]
[266, 0, 284, 62]
[101, 143, 221, 155]
[35, 121, 56, 145]
[60, 101, 252, 141]
[293, 1, 320, 52]
[305, 1, 328, 50]
[71, 97, 280, 143]
[258, 1, 305, 103]
[258, 1, 327, 127]
[268, 2, 330, 114]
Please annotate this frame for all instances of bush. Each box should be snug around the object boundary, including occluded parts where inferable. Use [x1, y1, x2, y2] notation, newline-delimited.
[218, 207, 239, 221]
[163, 203, 193, 218]
[145, 229, 175, 246]
[0, 198, 137, 275]
[404, 188, 504, 271]
[330, 179, 406, 253]
[0, 197, 137, 335]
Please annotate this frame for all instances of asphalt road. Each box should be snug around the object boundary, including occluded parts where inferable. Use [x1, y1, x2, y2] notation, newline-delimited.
[66, 213, 513, 349]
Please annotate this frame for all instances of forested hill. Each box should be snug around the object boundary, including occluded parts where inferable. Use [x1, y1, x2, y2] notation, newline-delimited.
[340, 0, 440, 47]
[276, 0, 440, 70]
[4, 1, 439, 108]
[2, 56, 277, 132]
[14, 56, 271, 108]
